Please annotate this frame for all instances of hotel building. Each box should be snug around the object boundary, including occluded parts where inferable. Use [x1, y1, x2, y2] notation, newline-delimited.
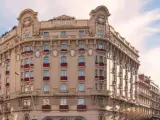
[0, 5, 139, 120]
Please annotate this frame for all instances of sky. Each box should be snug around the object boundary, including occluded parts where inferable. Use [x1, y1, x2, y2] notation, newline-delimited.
[0, 0, 160, 85]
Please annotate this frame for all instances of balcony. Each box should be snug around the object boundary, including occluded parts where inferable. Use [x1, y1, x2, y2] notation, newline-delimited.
[78, 76, 85, 80]
[22, 106, 31, 111]
[61, 76, 67, 80]
[99, 62, 104, 67]
[61, 63, 67, 67]
[59, 105, 69, 111]
[24, 64, 29, 68]
[78, 62, 85, 67]
[61, 49, 67, 52]
[95, 76, 98, 79]
[43, 63, 50, 67]
[30, 77, 34, 80]
[43, 76, 50, 81]
[96, 48, 106, 52]
[21, 50, 33, 55]
[6, 83, 10, 87]
[5, 71, 10, 75]
[24, 77, 30, 81]
[77, 105, 87, 111]
[30, 64, 34, 67]
[43, 49, 50, 53]
[99, 76, 104, 80]
[42, 105, 51, 111]
[79, 48, 85, 51]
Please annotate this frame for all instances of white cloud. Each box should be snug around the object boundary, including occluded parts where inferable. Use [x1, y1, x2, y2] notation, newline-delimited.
[0, 0, 160, 85]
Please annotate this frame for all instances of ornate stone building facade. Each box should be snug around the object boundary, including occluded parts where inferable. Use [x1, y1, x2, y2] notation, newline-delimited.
[0, 5, 139, 120]
[150, 81, 160, 120]
[137, 74, 152, 117]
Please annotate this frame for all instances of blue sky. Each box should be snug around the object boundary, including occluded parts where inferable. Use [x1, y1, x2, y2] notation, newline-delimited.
[0, 0, 160, 85]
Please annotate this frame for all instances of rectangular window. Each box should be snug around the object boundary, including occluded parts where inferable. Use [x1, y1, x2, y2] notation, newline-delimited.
[98, 98, 103, 105]
[24, 58, 29, 64]
[79, 43, 85, 49]
[44, 44, 49, 50]
[95, 69, 98, 76]
[61, 56, 67, 63]
[43, 84, 49, 92]
[97, 31, 103, 38]
[99, 70, 103, 76]
[30, 71, 33, 77]
[61, 70, 67, 76]
[79, 31, 84, 36]
[60, 83, 67, 92]
[95, 56, 98, 63]
[43, 98, 49, 105]
[43, 57, 49, 63]
[78, 56, 84, 63]
[43, 70, 49, 77]
[99, 43, 104, 49]
[25, 33, 31, 38]
[99, 56, 103, 63]
[30, 57, 33, 64]
[78, 83, 84, 92]
[78, 98, 84, 105]
[99, 82, 103, 90]
[79, 70, 84, 76]
[60, 99, 67, 105]
[24, 85, 30, 92]
[24, 99, 30, 106]
[25, 71, 29, 78]
[43, 32, 49, 37]
[61, 44, 67, 49]
[61, 31, 67, 37]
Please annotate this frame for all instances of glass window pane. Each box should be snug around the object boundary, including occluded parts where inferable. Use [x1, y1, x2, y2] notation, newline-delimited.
[78, 83, 84, 92]
[61, 56, 66, 63]
[25, 71, 29, 78]
[61, 44, 67, 49]
[60, 99, 67, 105]
[79, 31, 84, 36]
[79, 43, 85, 49]
[60, 83, 67, 92]
[25, 34, 31, 38]
[43, 70, 49, 77]
[43, 84, 49, 92]
[6, 78, 9, 83]
[24, 58, 29, 64]
[44, 44, 49, 50]
[98, 98, 103, 105]
[79, 70, 84, 76]
[78, 56, 84, 63]
[97, 31, 103, 37]
[43, 57, 49, 63]
[43, 32, 49, 37]
[61, 70, 66, 76]
[99, 43, 104, 49]
[30, 71, 33, 77]
[78, 98, 84, 105]
[61, 31, 67, 36]
[6, 65, 9, 71]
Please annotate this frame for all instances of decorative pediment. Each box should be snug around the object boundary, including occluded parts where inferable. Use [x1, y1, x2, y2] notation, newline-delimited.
[90, 5, 110, 17]
[52, 15, 75, 20]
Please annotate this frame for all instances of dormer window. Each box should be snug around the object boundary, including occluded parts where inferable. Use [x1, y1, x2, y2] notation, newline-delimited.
[61, 31, 67, 37]
[43, 32, 49, 37]
[79, 30, 84, 36]
[97, 31, 103, 38]
[25, 33, 31, 38]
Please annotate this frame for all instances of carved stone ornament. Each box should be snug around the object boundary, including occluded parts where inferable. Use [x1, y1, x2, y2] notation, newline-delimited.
[23, 17, 32, 27]
[97, 15, 106, 25]
[16, 55, 20, 61]
[86, 27, 95, 37]
[53, 50, 58, 57]
[88, 49, 93, 56]
[71, 50, 75, 57]
[35, 50, 41, 58]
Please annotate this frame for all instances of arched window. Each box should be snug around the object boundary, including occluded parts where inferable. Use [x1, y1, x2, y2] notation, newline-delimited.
[43, 56, 49, 63]
[25, 116, 29, 120]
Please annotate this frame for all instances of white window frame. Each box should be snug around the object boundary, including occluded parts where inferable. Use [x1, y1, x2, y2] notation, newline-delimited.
[60, 99, 67, 105]
[78, 83, 85, 92]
